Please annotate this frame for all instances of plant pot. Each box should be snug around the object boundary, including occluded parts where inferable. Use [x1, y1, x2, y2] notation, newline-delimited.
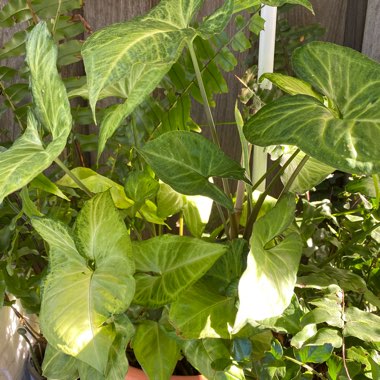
[125, 366, 206, 380]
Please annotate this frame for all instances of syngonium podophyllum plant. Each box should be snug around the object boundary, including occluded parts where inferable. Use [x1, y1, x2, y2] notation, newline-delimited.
[1, 0, 380, 379]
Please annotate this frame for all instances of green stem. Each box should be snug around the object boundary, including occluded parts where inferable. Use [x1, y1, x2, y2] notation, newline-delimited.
[279, 153, 310, 197]
[0, 81, 25, 131]
[188, 42, 238, 238]
[283, 356, 327, 380]
[188, 43, 220, 147]
[54, 158, 93, 197]
[52, 0, 62, 35]
[372, 174, 380, 210]
[243, 149, 300, 240]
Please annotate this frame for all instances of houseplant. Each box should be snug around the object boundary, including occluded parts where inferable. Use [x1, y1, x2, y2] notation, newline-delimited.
[1, 0, 380, 379]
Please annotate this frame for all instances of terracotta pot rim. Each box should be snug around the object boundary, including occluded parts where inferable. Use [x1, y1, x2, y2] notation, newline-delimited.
[125, 365, 206, 380]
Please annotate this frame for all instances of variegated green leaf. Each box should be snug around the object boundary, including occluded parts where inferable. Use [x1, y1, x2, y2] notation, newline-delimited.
[198, 0, 233, 38]
[233, 0, 313, 13]
[261, 73, 323, 102]
[235, 194, 303, 331]
[132, 235, 227, 307]
[82, 0, 237, 158]
[32, 192, 135, 375]
[82, 0, 203, 157]
[0, 0, 83, 27]
[0, 22, 71, 203]
[139, 131, 246, 210]
[244, 42, 380, 174]
[280, 148, 335, 193]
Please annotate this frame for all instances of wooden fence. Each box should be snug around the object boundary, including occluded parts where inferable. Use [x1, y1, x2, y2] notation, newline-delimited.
[1, 0, 379, 159]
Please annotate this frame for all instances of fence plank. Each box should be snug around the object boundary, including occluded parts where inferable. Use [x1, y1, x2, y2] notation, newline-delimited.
[362, 0, 380, 60]
[285, 0, 347, 44]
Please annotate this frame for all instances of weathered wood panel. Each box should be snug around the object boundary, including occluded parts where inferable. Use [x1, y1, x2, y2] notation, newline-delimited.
[362, 0, 380, 60]
[285, 0, 347, 44]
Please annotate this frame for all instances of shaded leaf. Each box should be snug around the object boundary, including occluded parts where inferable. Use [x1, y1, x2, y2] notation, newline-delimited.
[139, 131, 246, 210]
[30, 174, 69, 201]
[182, 339, 245, 380]
[132, 321, 180, 380]
[244, 42, 380, 174]
[42, 345, 79, 380]
[235, 194, 303, 329]
[132, 235, 227, 307]
[198, 0, 233, 38]
[294, 344, 333, 364]
[0, 22, 72, 203]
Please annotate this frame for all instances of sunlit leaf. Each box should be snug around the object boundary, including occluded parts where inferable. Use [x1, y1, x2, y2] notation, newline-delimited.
[261, 73, 323, 102]
[280, 149, 335, 193]
[344, 307, 380, 342]
[30, 174, 70, 201]
[139, 131, 246, 210]
[132, 235, 227, 307]
[244, 42, 380, 174]
[32, 192, 135, 374]
[235, 194, 303, 330]
[170, 278, 236, 339]
[57, 167, 134, 209]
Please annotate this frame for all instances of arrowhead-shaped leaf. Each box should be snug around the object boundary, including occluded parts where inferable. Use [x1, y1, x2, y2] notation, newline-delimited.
[139, 131, 246, 209]
[132, 321, 180, 380]
[0, 22, 72, 203]
[82, 0, 238, 158]
[82, 0, 204, 157]
[170, 278, 236, 339]
[132, 234, 227, 307]
[235, 194, 303, 330]
[32, 192, 135, 374]
[244, 42, 380, 174]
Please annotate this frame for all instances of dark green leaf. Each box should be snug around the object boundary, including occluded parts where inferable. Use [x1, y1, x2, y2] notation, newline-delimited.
[42, 345, 79, 380]
[294, 344, 333, 364]
[198, 0, 234, 38]
[139, 131, 246, 210]
[244, 42, 380, 174]
[182, 339, 245, 380]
